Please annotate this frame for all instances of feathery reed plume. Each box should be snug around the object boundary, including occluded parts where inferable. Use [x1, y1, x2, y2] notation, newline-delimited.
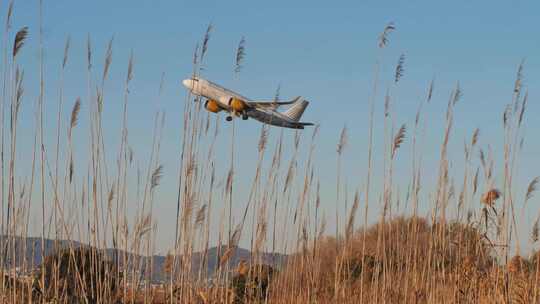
[219, 246, 235, 269]
[312, 123, 320, 141]
[458, 188, 465, 211]
[192, 42, 200, 67]
[519, 91, 528, 126]
[532, 219, 539, 243]
[108, 184, 115, 205]
[62, 36, 71, 69]
[220, 224, 242, 269]
[14, 68, 24, 114]
[337, 125, 348, 155]
[224, 159, 234, 189]
[230, 224, 242, 246]
[70, 97, 81, 130]
[136, 213, 153, 238]
[471, 128, 479, 147]
[473, 167, 479, 195]
[514, 60, 524, 94]
[150, 164, 163, 189]
[86, 34, 92, 69]
[345, 191, 360, 240]
[258, 126, 268, 152]
[378, 22, 395, 48]
[427, 78, 435, 103]
[503, 104, 511, 127]
[96, 88, 103, 113]
[394, 53, 405, 83]
[448, 184, 455, 201]
[127, 50, 134, 84]
[237, 260, 249, 276]
[283, 161, 294, 194]
[6, 1, 13, 29]
[128, 146, 134, 164]
[102, 36, 114, 82]
[255, 221, 267, 253]
[159, 71, 165, 95]
[195, 204, 206, 226]
[479, 149, 486, 170]
[273, 83, 281, 103]
[201, 23, 213, 62]
[452, 82, 462, 105]
[69, 158, 74, 183]
[301, 224, 308, 249]
[335, 124, 348, 243]
[392, 124, 406, 157]
[481, 188, 501, 206]
[234, 36, 246, 74]
[384, 90, 390, 117]
[318, 215, 326, 239]
[12, 26, 28, 58]
[526, 177, 539, 202]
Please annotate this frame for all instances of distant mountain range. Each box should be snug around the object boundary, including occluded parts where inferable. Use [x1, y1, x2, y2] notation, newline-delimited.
[0, 236, 286, 283]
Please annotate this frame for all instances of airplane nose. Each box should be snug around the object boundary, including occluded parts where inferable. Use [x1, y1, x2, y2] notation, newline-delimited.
[182, 79, 191, 88]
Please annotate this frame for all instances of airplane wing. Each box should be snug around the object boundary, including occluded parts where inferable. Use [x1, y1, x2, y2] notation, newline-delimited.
[248, 96, 303, 110]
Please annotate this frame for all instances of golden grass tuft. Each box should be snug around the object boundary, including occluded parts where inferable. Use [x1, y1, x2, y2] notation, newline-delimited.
[271, 217, 495, 303]
[481, 188, 501, 206]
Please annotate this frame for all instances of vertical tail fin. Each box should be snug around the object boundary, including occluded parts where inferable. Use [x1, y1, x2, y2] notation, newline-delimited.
[282, 98, 309, 122]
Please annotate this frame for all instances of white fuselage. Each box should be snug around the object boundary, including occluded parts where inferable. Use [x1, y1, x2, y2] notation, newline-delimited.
[182, 77, 249, 110]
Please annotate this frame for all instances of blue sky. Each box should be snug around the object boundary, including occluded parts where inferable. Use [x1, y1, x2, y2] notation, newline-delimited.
[2, 0, 540, 254]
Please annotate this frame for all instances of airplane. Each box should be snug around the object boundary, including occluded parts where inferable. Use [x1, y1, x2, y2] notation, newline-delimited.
[182, 77, 314, 129]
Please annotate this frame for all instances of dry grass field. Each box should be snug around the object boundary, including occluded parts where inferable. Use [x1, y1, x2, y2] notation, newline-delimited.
[0, 4, 539, 304]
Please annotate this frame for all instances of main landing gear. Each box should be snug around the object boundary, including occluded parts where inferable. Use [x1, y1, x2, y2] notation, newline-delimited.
[226, 112, 248, 122]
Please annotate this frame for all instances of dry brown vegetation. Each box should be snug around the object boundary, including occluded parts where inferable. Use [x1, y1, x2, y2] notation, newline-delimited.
[273, 217, 504, 303]
[0, 3, 539, 304]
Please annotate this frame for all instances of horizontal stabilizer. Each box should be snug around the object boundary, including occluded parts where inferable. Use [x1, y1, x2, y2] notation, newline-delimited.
[249, 96, 303, 109]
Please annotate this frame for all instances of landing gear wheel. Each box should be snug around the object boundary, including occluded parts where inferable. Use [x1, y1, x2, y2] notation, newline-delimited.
[242, 114, 248, 120]
[226, 116, 233, 122]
